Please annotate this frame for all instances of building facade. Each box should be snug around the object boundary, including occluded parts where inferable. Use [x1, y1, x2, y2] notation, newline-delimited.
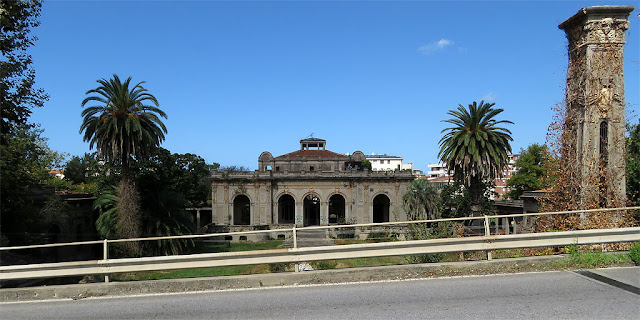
[209, 138, 415, 228]
[364, 153, 415, 173]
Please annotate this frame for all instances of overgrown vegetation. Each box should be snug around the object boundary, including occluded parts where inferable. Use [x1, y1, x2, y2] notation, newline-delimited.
[404, 221, 462, 264]
[0, 126, 66, 245]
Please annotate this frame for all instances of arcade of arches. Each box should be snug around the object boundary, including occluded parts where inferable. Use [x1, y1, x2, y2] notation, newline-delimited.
[228, 192, 392, 227]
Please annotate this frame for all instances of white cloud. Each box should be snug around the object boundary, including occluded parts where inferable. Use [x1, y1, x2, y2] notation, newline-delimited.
[482, 92, 497, 101]
[418, 38, 454, 54]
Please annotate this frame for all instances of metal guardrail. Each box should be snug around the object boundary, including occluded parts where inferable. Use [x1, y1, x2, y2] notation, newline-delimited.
[1, 227, 639, 281]
[1, 207, 639, 282]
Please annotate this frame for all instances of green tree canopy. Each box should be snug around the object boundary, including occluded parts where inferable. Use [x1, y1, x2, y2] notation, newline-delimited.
[0, 0, 48, 144]
[438, 101, 513, 215]
[135, 147, 212, 207]
[64, 153, 100, 184]
[627, 122, 640, 205]
[506, 143, 549, 199]
[80, 74, 167, 178]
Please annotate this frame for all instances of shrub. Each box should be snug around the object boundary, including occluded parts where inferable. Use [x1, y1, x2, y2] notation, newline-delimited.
[268, 263, 289, 273]
[312, 260, 338, 270]
[630, 243, 640, 266]
[404, 253, 445, 264]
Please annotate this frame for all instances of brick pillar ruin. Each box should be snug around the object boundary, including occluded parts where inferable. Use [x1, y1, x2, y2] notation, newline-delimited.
[558, 6, 633, 207]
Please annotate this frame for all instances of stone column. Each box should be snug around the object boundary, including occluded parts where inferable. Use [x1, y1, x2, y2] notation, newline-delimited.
[295, 201, 303, 227]
[320, 201, 329, 226]
[559, 6, 633, 207]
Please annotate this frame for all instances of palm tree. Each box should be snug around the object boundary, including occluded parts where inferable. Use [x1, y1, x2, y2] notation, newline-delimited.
[80, 75, 167, 254]
[402, 179, 441, 221]
[438, 101, 513, 216]
[80, 75, 167, 178]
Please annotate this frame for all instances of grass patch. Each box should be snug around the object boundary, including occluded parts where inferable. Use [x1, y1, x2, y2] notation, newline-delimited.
[112, 265, 271, 281]
[191, 240, 284, 254]
[551, 248, 632, 269]
[111, 240, 284, 281]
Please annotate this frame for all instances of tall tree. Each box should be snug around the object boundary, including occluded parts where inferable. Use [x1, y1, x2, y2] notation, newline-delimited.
[0, 0, 48, 144]
[438, 101, 513, 216]
[80, 75, 167, 254]
[506, 144, 549, 199]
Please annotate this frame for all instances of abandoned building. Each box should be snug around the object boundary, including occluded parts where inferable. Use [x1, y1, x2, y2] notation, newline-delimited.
[209, 138, 415, 230]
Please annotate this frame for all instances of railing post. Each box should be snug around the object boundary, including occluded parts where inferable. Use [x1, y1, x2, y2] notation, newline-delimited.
[483, 215, 490, 236]
[292, 226, 299, 272]
[483, 215, 492, 261]
[293, 226, 298, 249]
[103, 239, 110, 283]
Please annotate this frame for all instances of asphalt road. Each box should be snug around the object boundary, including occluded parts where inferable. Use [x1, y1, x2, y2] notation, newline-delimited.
[1, 267, 638, 319]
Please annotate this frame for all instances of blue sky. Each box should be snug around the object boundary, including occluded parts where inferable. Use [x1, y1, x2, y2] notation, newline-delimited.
[30, 0, 639, 172]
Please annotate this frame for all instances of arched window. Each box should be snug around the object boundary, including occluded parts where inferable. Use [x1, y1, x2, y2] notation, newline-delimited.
[303, 194, 320, 226]
[329, 194, 346, 224]
[278, 194, 295, 224]
[373, 194, 390, 223]
[233, 195, 251, 225]
[599, 121, 608, 166]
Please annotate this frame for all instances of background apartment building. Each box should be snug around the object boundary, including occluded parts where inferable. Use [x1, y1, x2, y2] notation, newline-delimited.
[426, 154, 519, 200]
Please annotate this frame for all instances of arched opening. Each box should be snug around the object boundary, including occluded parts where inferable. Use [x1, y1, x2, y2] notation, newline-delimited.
[278, 194, 295, 224]
[373, 194, 390, 223]
[303, 194, 320, 226]
[233, 195, 251, 225]
[599, 121, 609, 166]
[328, 194, 346, 224]
[599, 121, 609, 206]
[200, 210, 212, 227]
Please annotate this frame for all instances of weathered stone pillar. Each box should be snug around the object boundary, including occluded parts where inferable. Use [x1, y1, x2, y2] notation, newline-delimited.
[559, 6, 633, 207]
[320, 201, 329, 226]
[295, 201, 303, 227]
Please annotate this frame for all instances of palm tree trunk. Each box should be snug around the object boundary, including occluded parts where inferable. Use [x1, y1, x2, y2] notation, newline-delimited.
[469, 175, 482, 217]
[116, 156, 142, 256]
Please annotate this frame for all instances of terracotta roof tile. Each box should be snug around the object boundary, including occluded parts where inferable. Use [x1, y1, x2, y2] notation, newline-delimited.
[55, 190, 92, 197]
[427, 176, 453, 182]
[275, 149, 348, 159]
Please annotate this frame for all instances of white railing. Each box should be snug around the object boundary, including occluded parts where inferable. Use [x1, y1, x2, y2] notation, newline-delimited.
[1, 207, 638, 283]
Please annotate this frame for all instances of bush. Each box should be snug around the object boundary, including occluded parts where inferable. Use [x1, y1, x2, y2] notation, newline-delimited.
[268, 263, 289, 273]
[630, 243, 640, 266]
[312, 260, 338, 270]
[404, 253, 445, 264]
